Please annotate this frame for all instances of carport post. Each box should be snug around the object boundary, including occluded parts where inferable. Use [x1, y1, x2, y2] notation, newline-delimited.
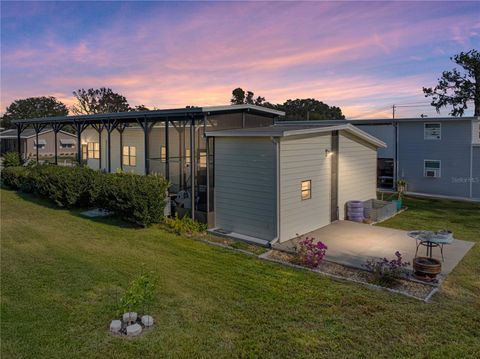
[15, 124, 23, 158]
[51, 123, 64, 165]
[32, 123, 47, 164]
[189, 115, 195, 219]
[165, 118, 169, 180]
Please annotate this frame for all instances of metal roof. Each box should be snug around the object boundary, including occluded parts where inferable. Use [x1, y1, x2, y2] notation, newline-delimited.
[0, 128, 76, 139]
[11, 104, 284, 125]
[206, 123, 387, 148]
[0, 128, 49, 138]
[278, 116, 479, 126]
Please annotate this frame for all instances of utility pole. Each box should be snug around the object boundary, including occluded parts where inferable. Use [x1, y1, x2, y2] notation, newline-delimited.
[392, 105, 396, 119]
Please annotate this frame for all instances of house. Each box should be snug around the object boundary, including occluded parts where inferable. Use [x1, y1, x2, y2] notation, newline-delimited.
[11, 105, 385, 244]
[280, 117, 480, 201]
[205, 124, 385, 245]
[0, 128, 77, 160]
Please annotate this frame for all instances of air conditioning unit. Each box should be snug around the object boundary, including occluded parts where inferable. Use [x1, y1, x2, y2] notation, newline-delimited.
[425, 169, 440, 178]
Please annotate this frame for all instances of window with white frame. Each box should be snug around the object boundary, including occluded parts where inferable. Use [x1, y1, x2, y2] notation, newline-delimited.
[87, 142, 100, 159]
[424, 160, 441, 178]
[160, 146, 167, 162]
[34, 139, 46, 149]
[424, 123, 441, 140]
[301, 180, 311, 200]
[185, 148, 191, 165]
[122, 146, 136, 166]
[199, 150, 207, 168]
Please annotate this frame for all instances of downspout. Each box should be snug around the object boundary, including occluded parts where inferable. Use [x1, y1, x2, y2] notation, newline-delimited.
[395, 122, 399, 190]
[269, 136, 280, 247]
[469, 121, 474, 198]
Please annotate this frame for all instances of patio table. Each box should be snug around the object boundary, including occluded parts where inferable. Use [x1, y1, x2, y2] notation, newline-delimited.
[407, 230, 454, 261]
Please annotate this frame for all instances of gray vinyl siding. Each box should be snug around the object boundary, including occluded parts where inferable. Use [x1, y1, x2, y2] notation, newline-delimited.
[356, 124, 395, 159]
[338, 132, 377, 220]
[214, 137, 277, 240]
[397, 121, 472, 197]
[472, 146, 480, 199]
[279, 134, 331, 242]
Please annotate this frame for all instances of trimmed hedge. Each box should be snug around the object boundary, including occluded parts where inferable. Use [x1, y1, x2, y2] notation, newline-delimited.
[2, 152, 23, 168]
[1, 165, 169, 226]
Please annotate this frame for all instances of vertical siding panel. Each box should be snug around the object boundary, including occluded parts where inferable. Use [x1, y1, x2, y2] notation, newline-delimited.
[338, 132, 377, 219]
[279, 135, 331, 242]
[214, 137, 277, 240]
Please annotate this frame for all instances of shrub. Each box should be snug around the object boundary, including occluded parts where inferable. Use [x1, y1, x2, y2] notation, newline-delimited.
[2, 152, 23, 167]
[296, 236, 327, 268]
[163, 213, 207, 235]
[118, 273, 155, 315]
[94, 172, 169, 226]
[1, 165, 169, 226]
[30, 165, 99, 207]
[364, 251, 410, 286]
[1, 166, 30, 190]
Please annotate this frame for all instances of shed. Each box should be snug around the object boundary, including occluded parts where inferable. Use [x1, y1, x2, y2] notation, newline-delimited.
[206, 124, 386, 246]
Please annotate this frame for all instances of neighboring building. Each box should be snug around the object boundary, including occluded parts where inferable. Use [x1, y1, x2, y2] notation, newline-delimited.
[0, 128, 77, 160]
[280, 117, 480, 200]
[12, 105, 385, 245]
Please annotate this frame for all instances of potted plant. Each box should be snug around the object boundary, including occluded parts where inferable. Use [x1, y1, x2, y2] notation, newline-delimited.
[393, 179, 407, 210]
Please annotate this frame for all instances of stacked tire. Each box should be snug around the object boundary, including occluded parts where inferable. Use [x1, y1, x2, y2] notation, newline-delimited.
[347, 201, 364, 222]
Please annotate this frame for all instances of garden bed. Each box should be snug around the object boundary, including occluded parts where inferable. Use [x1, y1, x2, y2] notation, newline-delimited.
[261, 250, 438, 302]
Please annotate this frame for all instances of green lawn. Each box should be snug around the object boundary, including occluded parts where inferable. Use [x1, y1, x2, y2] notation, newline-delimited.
[1, 189, 479, 359]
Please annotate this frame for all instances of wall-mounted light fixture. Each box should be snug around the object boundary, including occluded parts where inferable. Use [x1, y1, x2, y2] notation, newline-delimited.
[325, 149, 333, 157]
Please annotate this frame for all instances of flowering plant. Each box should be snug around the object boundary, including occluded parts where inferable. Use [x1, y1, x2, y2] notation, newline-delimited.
[364, 251, 410, 286]
[296, 237, 327, 268]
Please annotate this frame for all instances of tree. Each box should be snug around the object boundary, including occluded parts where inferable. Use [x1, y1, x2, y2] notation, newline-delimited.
[71, 87, 131, 114]
[1, 96, 69, 128]
[423, 49, 480, 116]
[281, 98, 345, 120]
[229, 88, 345, 120]
[230, 87, 265, 105]
[132, 105, 150, 111]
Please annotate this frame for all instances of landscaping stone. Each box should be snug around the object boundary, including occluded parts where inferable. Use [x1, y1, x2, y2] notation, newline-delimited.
[122, 312, 137, 323]
[141, 315, 154, 327]
[110, 320, 122, 333]
[126, 323, 142, 336]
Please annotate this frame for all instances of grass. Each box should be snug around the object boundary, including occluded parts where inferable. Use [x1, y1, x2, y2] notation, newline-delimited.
[1, 189, 480, 358]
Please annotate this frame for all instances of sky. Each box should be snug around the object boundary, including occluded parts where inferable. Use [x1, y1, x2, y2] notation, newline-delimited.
[1, 1, 479, 119]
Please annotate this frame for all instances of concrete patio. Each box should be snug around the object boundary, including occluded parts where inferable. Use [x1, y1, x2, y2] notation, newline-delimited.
[273, 221, 475, 275]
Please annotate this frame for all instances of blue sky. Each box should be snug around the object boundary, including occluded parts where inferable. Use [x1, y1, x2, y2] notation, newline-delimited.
[1, 1, 479, 118]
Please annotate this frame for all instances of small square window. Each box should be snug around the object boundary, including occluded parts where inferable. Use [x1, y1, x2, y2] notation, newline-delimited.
[301, 180, 311, 200]
[424, 160, 441, 178]
[424, 123, 441, 140]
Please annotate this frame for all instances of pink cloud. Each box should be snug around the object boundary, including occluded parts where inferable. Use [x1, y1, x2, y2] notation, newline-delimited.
[1, 1, 478, 118]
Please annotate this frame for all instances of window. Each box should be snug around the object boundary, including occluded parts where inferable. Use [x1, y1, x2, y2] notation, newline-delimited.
[60, 143, 74, 148]
[34, 139, 46, 149]
[424, 123, 441, 140]
[123, 146, 136, 167]
[301, 180, 311, 200]
[160, 146, 167, 162]
[87, 142, 100, 159]
[81, 144, 88, 160]
[185, 148, 191, 165]
[199, 150, 207, 168]
[424, 160, 441, 178]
